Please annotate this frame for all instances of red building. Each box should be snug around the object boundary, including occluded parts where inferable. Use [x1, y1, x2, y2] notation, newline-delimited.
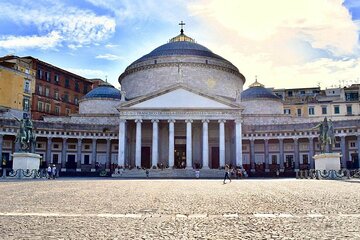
[21, 57, 93, 120]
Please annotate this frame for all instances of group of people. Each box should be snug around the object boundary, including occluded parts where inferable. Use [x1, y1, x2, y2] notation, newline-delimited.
[47, 165, 57, 179]
[224, 165, 247, 184]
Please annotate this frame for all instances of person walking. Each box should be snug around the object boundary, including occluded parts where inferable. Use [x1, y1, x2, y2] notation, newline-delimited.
[52, 165, 57, 179]
[223, 164, 231, 184]
[47, 165, 52, 179]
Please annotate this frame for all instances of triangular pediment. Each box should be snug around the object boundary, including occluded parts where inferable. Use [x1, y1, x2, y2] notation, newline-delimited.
[120, 84, 241, 109]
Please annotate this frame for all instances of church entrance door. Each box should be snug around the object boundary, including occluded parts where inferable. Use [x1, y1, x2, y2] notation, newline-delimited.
[174, 144, 186, 169]
[211, 147, 219, 169]
[141, 147, 151, 168]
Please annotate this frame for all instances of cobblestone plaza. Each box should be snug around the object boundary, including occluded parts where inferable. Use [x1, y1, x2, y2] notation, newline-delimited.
[0, 179, 360, 239]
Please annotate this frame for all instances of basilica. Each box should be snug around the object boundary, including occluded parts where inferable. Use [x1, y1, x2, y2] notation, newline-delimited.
[0, 29, 359, 177]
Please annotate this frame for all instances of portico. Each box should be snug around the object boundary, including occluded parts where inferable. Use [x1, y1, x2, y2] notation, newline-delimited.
[117, 84, 244, 169]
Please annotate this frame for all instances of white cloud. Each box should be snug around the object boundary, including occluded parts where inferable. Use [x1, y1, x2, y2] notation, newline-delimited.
[0, 31, 61, 50]
[66, 68, 107, 79]
[187, 0, 360, 88]
[96, 54, 123, 61]
[0, 1, 115, 50]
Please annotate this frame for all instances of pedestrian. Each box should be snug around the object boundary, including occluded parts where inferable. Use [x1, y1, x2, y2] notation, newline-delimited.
[52, 165, 57, 179]
[223, 164, 231, 184]
[47, 165, 52, 179]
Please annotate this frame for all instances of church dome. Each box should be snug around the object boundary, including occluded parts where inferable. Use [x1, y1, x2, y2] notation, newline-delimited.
[83, 83, 121, 100]
[241, 80, 280, 101]
[119, 27, 245, 99]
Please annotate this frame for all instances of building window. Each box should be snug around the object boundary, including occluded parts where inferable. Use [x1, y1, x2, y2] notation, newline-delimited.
[37, 69, 43, 79]
[24, 80, 31, 93]
[271, 155, 277, 164]
[25, 68, 30, 74]
[346, 105, 352, 115]
[74, 96, 78, 105]
[68, 144, 76, 150]
[54, 91, 59, 100]
[75, 81, 79, 92]
[45, 87, 50, 97]
[288, 91, 293, 97]
[345, 92, 359, 101]
[66, 108, 71, 115]
[297, 108, 302, 117]
[55, 106, 60, 115]
[284, 109, 291, 115]
[83, 84, 88, 94]
[84, 145, 90, 150]
[45, 103, 51, 113]
[334, 105, 340, 114]
[321, 106, 327, 115]
[302, 154, 309, 165]
[63, 94, 69, 103]
[350, 142, 356, 148]
[84, 155, 90, 165]
[38, 101, 44, 112]
[45, 72, 51, 82]
[300, 90, 305, 95]
[37, 85, 43, 95]
[65, 78, 70, 88]
[23, 98, 30, 112]
[54, 74, 59, 84]
[53, 144, 59, 149]
[308, 107, 315, 115]
[52, 154, 59, 164]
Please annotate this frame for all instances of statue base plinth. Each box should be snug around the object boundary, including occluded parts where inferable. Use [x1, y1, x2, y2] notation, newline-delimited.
[12, 152, 41, 178]
[313, 153, 341, 171]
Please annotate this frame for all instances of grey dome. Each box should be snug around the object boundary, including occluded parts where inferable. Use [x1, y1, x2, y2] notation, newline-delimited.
[131, 41, 228, 65]
[241, 86, 280, 101]
[83, 84, 121, 100]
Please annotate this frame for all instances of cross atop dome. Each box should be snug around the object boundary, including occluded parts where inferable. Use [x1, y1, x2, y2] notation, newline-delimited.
[179, 21, 185, 34]
[169, 21, 195, 43]
[249, 75, 265, 88]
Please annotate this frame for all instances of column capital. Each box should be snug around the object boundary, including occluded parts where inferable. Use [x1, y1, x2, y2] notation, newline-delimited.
[168, 119, 176, 123]
[119, 119, 127, 123]
[264, 139, 269, 143]
[92, 138, 97, 143]
[135, 119, 143, 123]
[218, 119, 226, 123]
[47, 137, 52, 141]
[250, 138, 255, 143]
[185, 119, 193, 123]
[293, 137, 299, 143]
[77, 138, 83, 144]
[202, 119, 209, 123]
[234, 118, 243, 124]
[62, 137, 68, 142]
[151, 119, 159, 123]
[308, 136, 314, 141]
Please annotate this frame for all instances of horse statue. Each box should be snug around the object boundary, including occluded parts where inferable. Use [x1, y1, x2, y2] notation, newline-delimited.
[14, 116, 35, 152]
[312, 117, 336, 153]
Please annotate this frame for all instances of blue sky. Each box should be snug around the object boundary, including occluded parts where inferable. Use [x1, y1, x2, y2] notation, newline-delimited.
[0, 0, 359, 89]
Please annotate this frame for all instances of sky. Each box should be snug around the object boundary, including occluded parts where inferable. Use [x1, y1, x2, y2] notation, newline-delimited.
[0, 0, 360, 90]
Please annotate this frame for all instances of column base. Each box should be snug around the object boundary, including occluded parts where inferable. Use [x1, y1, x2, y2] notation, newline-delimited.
[105, 169, 110, 172]
[280, 168, 284, 173]
[265, 169, 270, 173]
[251, 169, 255, 173]
[202, 166, 210, 170]
[61, 168, 66, 172]
[294, 169, 299, 172]
[76, 168, 81, 172]
[185, 166, 193, 170]
[91, 169, 96, 172]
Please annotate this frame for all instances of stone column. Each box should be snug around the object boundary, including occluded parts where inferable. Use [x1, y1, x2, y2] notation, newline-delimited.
[135, 119, 142, 168]
[0, 135, 3, 164]
[357, 135, 360, 169]
[118, 120, 126, 167]
[185, 119, 193, 169]
[235, 119, 243, 167]
[309, 137, 314, 169]
[46, 137, 52, 166]
[250, 139, 255, 172]
[279, 138, 284, 171]
[151, 119, 159, 168]
[218, 120, 226, 168]
[168, 119, 175, 168]
[294, 138, 299, 171]
[76, 138, 82, 171]
[202, 119, 209, 169]
[340, 136, 346, 168]
[264, 139, 269, 172]
[91, 139, 97, 171]
[106, 138, 111, 171]
[61, 138, 67, 171]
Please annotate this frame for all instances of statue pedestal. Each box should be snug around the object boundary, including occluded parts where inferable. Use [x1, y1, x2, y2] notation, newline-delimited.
[313, 153, 341, 171]
[12, 152, 41, 178]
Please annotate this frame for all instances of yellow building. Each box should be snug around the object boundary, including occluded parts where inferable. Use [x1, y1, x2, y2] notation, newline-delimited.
[0, 56, 35, 117]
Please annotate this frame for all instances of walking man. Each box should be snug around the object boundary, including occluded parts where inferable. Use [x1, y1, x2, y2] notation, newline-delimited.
[47, 165, 52, 179]
[223, 164, 231, 184]
[52, 165, 57, 179]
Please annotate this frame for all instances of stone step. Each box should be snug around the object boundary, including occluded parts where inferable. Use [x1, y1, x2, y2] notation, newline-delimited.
[112, 169, 226, 179]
